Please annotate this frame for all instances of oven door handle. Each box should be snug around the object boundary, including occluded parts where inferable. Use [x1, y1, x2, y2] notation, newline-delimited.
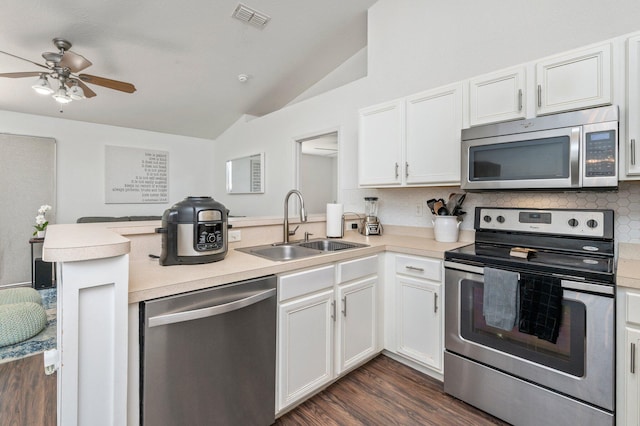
[445, 261, 613, 296]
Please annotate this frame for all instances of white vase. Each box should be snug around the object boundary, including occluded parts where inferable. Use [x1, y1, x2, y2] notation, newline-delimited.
[36, 230, 46, 238]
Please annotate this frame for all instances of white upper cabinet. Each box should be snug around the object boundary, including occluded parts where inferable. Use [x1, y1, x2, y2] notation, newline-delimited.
[626, 35, 640, 176]
[405, 83, 462, 185]
[358, 84, 462, 187]
[358, 99, 404, 186]
[536, 43, 612, 115]
[469, 66, 526, 126]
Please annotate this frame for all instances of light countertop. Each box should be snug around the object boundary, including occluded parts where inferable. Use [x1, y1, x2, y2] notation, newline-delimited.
[43, 221, 471, 303]
[128, 232, 470, 303]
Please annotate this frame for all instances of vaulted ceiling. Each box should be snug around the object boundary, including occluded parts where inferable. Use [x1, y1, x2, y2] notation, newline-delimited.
[0, 0, 376, 139]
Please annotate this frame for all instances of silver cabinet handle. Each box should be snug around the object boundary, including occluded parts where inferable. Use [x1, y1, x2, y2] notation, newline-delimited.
[518, 89, 523, 112]
[148, 288, 276, 327]
[632, 139, 636, 166]
[434, 293, 438, 313]
[331, 300, 336, 321]
[405, 265, 424, 272]
[342, 296, 347, 317]
[632, 343, 636, 374]
[537, 85, 542, 108]
[395, 162, 399, 179]
[405, 162, 409, 178]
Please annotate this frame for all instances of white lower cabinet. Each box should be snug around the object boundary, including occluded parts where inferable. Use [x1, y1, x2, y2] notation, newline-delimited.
[277, 288, 335, 411]
[617, 287, 640, 425]
[388, 253, 443, 374]
[277, 256, 378, 413]
[336, 276, 377, 374]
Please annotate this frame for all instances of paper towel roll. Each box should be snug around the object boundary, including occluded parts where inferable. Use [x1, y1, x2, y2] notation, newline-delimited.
[326, 203, 344, 238]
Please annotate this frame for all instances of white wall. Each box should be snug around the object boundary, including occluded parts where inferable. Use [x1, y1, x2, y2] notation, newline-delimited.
[212, 0, 640, 218]
[300, 154, 338, 214]
[0, 110, 214, 224]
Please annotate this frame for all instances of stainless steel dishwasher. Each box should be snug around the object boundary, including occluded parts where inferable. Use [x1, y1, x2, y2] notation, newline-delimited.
[140, 275, 277, 426]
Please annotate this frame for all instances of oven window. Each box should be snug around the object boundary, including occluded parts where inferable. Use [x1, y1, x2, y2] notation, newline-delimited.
[459, 278, 585, 377]
[469, 136, 570, 181]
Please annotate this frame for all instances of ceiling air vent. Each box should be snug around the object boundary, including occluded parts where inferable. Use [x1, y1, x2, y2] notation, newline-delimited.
[232, 3, 271, 29]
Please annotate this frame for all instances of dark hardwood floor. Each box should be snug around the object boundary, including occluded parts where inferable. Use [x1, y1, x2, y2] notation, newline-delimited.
[0, 353, 507, 426]
[0, 353, 56, 426]
[276, 355, 509, 426]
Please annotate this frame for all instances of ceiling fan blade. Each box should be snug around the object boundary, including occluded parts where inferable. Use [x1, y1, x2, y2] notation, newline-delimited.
[67, 78, 97, 98]
[78, 74, 136, 93]
[0, 50, 49, 70]
[0, 71, 43, 78]
[60, 51, 92, 73]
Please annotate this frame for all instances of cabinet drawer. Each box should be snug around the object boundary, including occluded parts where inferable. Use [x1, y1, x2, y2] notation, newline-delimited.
[627, 291, 640, 325]
[395, 255, 441, 281]
[278, 265, 335, 302]
[338, 255, 378, 283]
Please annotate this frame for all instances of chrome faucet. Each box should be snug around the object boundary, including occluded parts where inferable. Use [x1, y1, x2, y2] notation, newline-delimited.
[283, 189, 307, 243]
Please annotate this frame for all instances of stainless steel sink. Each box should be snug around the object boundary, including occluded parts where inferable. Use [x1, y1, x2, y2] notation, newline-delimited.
[297, 239, 368, 252]
[237, 239, 368, 261]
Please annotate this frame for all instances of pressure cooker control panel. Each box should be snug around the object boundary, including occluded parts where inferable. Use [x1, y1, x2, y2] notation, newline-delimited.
[195, 209, 225, 252]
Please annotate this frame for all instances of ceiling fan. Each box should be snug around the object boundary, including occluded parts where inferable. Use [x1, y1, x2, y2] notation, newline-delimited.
[0, 37, 136, 104]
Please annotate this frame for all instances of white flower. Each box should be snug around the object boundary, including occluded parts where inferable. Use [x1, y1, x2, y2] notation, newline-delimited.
[38, 205, 52, 215]
[35, 214, 47, 225]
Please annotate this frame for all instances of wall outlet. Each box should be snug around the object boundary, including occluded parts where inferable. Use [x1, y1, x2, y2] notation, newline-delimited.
[228, 230, 242, 242]
[415, 203, 423, 216]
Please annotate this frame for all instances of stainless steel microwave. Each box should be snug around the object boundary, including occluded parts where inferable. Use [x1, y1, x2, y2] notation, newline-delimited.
[461, 106, 618, 191]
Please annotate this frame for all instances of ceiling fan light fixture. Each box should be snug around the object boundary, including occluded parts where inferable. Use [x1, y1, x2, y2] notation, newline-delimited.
[68, 84, 85, 100]
[32, 74, 54, 95]
[52, 86, 72, 104]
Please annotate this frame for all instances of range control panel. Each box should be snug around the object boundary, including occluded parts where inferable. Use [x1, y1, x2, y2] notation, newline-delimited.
[476, 208, 611, 238]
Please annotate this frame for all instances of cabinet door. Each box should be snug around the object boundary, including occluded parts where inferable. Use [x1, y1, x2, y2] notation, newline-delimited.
[627, 35, 640, 176]
[405, 83, 462, 185]
[469, 66, 526, 126]
[358, 100, 404, 186]
[624, 327, 640, 425]
[277, 289, 334, 411]
[395, 275, 442, 371]
[336, 277, 377, 374]
[536, 43, 612, 115]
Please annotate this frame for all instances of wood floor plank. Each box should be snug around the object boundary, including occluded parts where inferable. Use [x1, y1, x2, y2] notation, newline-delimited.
[276, 355, 509, 426]
[0, 353, 56, 426]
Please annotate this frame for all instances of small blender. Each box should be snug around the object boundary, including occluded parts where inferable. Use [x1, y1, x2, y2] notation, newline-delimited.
[360, 197, 382, 235]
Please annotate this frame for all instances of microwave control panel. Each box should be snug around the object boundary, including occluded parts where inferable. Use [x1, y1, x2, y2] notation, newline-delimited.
[584, 130, 616, 177]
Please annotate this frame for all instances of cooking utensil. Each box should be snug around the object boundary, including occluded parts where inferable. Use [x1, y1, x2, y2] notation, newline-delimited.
[437, 206, 450, 215]
[426, 198, 438, 215]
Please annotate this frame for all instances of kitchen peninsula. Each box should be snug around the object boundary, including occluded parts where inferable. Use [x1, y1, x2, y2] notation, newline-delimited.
[43, 217, 471, 425]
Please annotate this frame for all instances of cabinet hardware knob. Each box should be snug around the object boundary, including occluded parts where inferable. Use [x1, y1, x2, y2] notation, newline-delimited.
[331, 300, 336, 321]
[632, 342, 636, 374]
[632, 139, 636, 166]
[342, 296, 347, 317]
[434, 293, 438, 313]
[395, 162, 399, 179]
[405, 162, 409, 178]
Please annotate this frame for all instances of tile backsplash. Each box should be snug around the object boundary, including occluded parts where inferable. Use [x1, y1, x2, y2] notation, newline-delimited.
[343, 181, 640, 244]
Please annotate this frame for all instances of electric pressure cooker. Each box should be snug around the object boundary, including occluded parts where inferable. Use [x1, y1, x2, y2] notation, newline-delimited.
[156, 196, 228, 266]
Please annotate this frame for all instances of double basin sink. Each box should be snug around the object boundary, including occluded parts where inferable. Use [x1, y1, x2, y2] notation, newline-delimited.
[237, 239, 369, 261]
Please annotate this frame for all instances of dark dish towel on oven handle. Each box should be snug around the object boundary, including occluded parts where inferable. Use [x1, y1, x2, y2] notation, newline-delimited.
[518, 274, 563, 343]
[482, 267, 520, 331]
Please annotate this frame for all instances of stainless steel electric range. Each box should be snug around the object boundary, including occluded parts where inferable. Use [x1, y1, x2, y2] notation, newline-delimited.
[444, 207, 615, 426]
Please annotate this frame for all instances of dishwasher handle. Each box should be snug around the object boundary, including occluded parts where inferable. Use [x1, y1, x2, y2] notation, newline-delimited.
[148, 287, 276, 328]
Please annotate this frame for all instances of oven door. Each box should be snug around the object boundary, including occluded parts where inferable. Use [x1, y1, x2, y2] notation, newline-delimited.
[444, 262, 614, 411]
[461, 126, 580, 190]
